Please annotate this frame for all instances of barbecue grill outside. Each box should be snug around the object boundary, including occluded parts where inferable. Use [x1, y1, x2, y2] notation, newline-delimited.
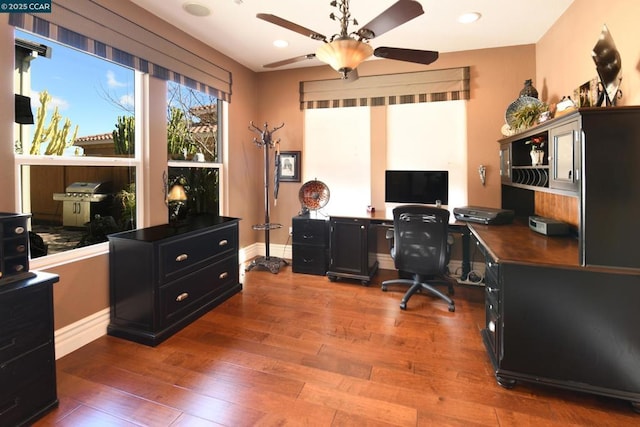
[52, 181, 113, 227]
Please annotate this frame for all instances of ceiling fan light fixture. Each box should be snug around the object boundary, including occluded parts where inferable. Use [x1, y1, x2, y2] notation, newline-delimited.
[315, 38, 373, 77]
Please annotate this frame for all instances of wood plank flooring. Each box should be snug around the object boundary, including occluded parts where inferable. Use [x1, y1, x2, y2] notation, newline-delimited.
[34, 268, 638, 426]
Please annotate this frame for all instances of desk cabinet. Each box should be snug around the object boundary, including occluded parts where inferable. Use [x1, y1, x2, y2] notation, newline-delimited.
[327, 216, 378, 285]
[0, 272, 59, 426]
[292, 216, 329, 275]
[108, 216, 241, 346]
[472, 225, 640, 411]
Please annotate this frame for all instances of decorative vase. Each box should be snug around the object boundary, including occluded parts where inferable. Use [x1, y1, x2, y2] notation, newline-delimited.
[530, 149, 544, 166]
[520, 79, 538, 99]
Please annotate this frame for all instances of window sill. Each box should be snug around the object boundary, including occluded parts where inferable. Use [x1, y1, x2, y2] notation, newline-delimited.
[30, 242, 109, 270]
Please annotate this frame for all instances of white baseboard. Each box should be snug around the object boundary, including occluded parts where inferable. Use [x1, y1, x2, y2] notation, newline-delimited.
[54, 307, 110, 359]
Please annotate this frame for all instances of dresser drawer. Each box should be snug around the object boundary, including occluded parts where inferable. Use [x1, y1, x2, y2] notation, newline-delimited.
[2, 237, 28, 258]
[292, 244, 328, 275]
[160, 255, 238, 323]
[0, 214, 29, 239]
[1, 213, 30, 281]
[160, 225, 237, 282]
[292, 218, 328, 246]
[0, 343, 57, 427]
[0, 285, 51, 363]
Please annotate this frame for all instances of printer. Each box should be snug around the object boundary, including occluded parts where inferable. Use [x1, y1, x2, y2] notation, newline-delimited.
[453, 206, 515, 225]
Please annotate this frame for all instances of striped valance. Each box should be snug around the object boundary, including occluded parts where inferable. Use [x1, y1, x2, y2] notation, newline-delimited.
[300, 67, 470, 109]
[9, 0, 232, 102]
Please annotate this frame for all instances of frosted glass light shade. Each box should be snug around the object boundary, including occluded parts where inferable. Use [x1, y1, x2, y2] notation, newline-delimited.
[315, 38, 373, 75]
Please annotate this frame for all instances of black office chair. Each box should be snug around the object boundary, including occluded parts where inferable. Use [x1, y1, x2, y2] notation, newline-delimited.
[381, 205, 455, 312]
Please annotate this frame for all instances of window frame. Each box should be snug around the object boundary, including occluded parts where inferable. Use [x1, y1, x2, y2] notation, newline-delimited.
[13, 55, 144, 267]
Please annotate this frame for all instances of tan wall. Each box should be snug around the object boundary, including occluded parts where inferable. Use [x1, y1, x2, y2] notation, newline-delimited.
[255, 44, 537, 243]
[1, 15, 15, 211]
[537, 0, 640, 106]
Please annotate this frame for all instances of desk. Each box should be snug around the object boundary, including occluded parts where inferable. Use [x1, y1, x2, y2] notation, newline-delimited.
[322, 211, 472, 285]
[470, 219, 640, 411]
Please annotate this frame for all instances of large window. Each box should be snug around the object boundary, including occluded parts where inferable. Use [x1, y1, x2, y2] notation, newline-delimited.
[166, 81, 222, 218]
[14, 29, 139, 259]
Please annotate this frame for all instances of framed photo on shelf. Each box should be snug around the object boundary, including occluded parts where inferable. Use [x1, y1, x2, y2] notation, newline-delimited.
[279, 151, 301, 182]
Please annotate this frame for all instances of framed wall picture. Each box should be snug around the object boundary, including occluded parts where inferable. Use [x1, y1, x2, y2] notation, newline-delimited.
[279, 151, 301, 182]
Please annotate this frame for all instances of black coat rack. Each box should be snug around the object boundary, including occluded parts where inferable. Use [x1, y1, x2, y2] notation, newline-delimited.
[246, 121, 288, 274]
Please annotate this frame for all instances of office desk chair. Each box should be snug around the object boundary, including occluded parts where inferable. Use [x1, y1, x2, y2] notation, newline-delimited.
[381, 205, 455, 312]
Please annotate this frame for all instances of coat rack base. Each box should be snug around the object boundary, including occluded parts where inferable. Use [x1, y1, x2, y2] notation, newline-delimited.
[246, 256, 288, 274]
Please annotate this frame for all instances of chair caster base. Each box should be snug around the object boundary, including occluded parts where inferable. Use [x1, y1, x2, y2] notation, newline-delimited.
[448, 303, 455, 312]
[400, 302, 407, 310]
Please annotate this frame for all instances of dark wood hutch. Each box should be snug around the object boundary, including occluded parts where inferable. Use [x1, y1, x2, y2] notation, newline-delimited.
[474, 107, 640, 412]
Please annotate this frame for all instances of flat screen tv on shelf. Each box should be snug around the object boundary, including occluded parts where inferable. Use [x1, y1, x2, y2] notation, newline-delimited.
[385, 170, 449, 205]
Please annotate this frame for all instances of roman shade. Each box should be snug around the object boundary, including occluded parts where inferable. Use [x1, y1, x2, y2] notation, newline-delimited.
[9, 0, 232, 102]
[300, 67, 469, 109]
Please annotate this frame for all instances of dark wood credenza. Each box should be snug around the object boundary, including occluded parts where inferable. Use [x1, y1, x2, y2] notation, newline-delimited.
[107, 215, 241, 346]
[0, 271, 59, 426]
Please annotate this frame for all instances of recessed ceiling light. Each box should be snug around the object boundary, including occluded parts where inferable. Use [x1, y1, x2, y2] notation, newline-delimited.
[273, 39, 289, 48]
[458, 12, 481, 24]
[183, 1, 211, 17]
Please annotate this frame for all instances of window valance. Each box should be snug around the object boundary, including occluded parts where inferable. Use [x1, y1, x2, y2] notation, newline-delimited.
[300, 67, 469, 109]
[10, 0, 232, 102]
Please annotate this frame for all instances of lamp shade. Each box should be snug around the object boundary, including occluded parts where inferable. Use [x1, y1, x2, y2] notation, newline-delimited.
[167, 183, 188, 201]
[315, 38, 373, 77]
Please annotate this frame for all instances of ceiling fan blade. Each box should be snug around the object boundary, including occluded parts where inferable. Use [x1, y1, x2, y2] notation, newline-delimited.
[257, 13, 327, 41]
[374, 47, 439, 65]
[357, 0, 424, 40]
[263, 53, 316, 69]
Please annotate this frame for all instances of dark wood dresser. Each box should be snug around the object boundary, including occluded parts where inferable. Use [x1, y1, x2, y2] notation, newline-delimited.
[107, 215, 241, 346]
[0, 271, 59, 426]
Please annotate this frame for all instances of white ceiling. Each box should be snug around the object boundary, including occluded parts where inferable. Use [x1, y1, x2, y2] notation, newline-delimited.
[129, 0, 574, 73]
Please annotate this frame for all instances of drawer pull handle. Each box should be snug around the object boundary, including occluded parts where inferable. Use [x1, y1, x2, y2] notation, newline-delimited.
[176, 254, 188, 262]
[16, 244, 26, 253]
[488, 320, 496, 332]
[219, 271, 228, 279]
[14, 226, 25, 235]
[219, 239, 229, 246]
[176, 292, 189, 302]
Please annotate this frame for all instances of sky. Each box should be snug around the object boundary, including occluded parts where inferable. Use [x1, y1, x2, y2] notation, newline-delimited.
[17, 30, 135, 138]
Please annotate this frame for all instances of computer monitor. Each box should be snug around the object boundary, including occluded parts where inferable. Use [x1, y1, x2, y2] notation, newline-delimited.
[385, 170, 449, 205]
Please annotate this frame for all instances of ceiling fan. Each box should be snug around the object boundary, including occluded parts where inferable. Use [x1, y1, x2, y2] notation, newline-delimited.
[258, 0, 439, 79]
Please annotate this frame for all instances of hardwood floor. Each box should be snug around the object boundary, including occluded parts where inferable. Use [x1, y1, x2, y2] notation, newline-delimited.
[35, 268, 637, 426]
